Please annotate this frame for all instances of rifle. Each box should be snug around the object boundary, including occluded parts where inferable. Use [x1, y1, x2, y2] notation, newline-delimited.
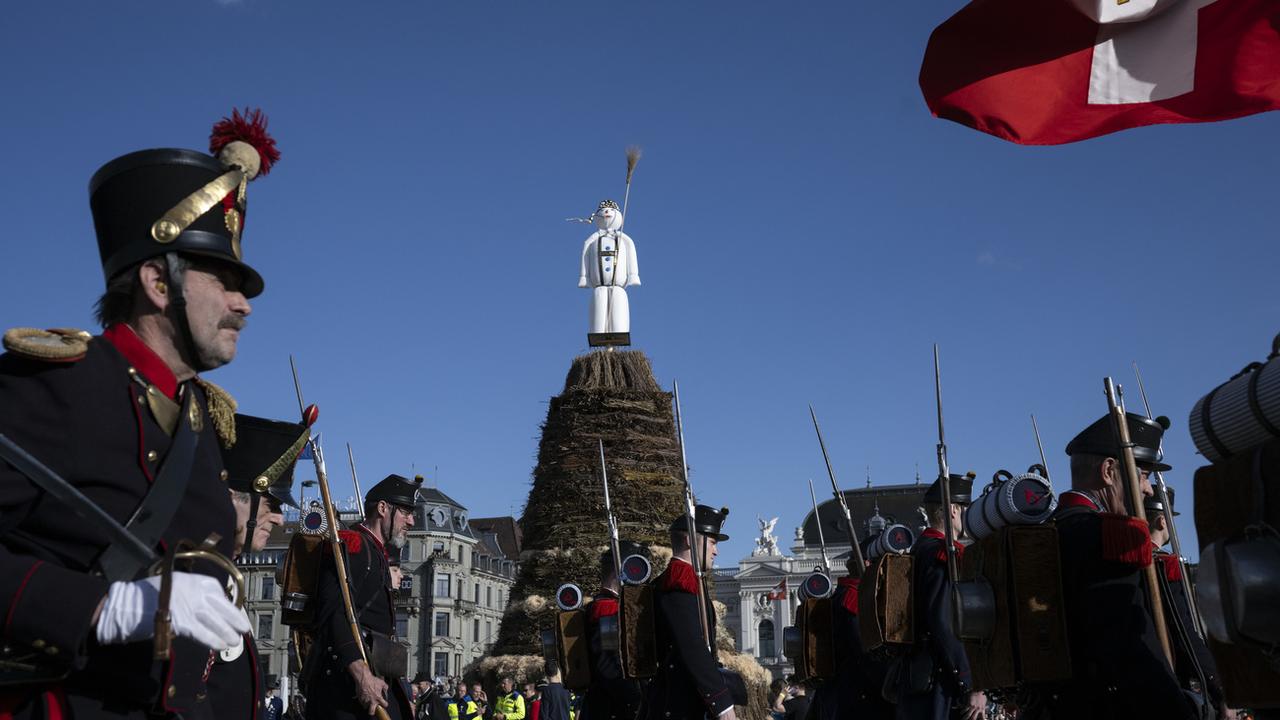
[1031, 413, 1051, 484]
[347, 444, 366, 523]
[598, 439, 624, 588]
[671, 381, 711, 651]
[807, 479, 831, 574]
[1132, 362, 1205, 639]
[933, 345, 960, 586]
[291, 357, 392, 720]
[1103, 378, 1174, 669]
[808, 406, 865, 579]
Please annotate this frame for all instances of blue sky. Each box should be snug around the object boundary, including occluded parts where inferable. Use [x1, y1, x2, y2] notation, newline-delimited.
[2, 1, 1276, 563]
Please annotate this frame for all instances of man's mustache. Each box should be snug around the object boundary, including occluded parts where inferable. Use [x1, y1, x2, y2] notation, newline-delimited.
[220, 316, 247, 331]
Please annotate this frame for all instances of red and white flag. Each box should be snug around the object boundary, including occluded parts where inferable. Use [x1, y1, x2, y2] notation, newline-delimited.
[766, 578, 788, 601]
[919, 0, 1280, 145]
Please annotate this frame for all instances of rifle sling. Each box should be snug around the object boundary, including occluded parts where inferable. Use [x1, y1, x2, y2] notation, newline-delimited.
[97, 391, 202, 580]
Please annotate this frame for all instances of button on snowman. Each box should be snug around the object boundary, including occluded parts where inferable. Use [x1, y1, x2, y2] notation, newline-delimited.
[578, 199, 640, 338]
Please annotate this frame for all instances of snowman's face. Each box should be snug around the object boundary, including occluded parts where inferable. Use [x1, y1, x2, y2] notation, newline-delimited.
[595, 206, 623, 231]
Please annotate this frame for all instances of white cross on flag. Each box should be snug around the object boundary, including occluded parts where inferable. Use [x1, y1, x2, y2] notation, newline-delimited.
[919, 0, 1280, 144]
[766, 578, 788, 601]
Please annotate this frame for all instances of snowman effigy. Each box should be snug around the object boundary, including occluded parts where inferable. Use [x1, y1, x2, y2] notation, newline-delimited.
[575, 148, 642, 347]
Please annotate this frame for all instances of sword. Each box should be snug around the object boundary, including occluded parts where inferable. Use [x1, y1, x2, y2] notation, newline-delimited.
[808, 405, 865, 579]
[0, 433, 156, 570]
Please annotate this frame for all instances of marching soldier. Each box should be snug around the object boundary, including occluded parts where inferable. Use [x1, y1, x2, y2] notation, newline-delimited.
[584, 541, 646, 720]
[1035, 413, 1195, 719]
[807, 539, 894, 720]
[0, 109, 277, 718]
[304, 474, 420, 719]
[644, 505, 739, 720]
[208, 413, 308, 719]
[897, 474, 986, 720]
[1147, 490, 1235, 719]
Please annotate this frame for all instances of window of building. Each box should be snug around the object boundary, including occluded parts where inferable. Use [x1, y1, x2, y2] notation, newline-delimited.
[261, 575, 276, 601]
[473, 618, 480, 642]
[433, 652, 448, 677]
[485, 621, 491, 642]
[400, 575, 413, 592]
[486, 586, 492, 607]
[400, 545, 411, 563]
[433, 541, 445, 554]
[758, 619, 775, 658]
[435, 612, 450, 637]
[456, 545, 462, 562]
[258, 613, 272, 640]
[454, 653, 461, 674]
[435, 573, 451, 598]
[474, 582, 481, 603]
[471, 551, 478, 566]
[396, 611, 409, 639]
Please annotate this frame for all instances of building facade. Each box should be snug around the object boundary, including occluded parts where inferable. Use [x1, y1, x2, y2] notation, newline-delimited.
[713, 482, 929, 679]
[236, 490, 520, 690]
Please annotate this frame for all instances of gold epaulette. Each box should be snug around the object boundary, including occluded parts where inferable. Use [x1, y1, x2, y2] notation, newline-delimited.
[195, 377, 237, 448]
[2, 327, 92, 362]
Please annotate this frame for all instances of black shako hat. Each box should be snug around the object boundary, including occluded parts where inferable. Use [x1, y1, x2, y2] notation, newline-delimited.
[89, 109, 280, 298]
[670, 504, 730, 541]
[366, 473, 424, 509]
[1144, 487, 1180, 517]
[922, 472, 975, 505]
[1066, 412, 1172, 472]
[602, 540, 648, 566]
[222, 413, 306, 508]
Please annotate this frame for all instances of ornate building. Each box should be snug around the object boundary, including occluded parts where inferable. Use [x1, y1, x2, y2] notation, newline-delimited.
[713, 481, 928, 678]
[235, 490, 520, 690]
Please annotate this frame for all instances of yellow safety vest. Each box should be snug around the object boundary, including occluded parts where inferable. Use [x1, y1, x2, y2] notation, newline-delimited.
[495, 691, 526, 720]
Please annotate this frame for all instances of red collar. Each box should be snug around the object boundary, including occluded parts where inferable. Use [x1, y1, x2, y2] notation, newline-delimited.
[1059, 491, 1101, 512]
[103, 324, 179, 400]
[922, 528, 946, 540]
[837, 576, 859, 590]
[357, 524, 389, 559]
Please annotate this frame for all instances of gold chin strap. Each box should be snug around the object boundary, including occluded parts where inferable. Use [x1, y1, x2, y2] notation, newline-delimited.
[149, 169, 245, 249]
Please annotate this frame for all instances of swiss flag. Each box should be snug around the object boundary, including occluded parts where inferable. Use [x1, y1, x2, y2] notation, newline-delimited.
[919, 0, 1280, 145]
[766, 578, 787, 601]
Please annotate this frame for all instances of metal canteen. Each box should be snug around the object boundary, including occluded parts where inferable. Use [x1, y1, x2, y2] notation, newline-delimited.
[599, 614, 621, 652]
[1197, 529, 1280, 647]
[782, 625, 803, 663]
[954, 577, 997, 643]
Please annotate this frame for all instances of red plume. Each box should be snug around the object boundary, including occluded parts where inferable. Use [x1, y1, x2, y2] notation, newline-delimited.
[209, 107, 281, 177]
[303, 404, 319, 428]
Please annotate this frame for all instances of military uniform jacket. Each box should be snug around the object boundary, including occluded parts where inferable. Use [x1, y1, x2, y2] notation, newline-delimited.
[896, 529, 971, 720]
[205, 631, 264, 720]
[809, 577, 894, 720]
[643, 558, 732, 720]
[585, 590, 642, 720]
[1041, 492, 1194, 719]
[0, 325, 237, 719]
[1155, 551, 1226, 713]
[304, 524, 410, 720]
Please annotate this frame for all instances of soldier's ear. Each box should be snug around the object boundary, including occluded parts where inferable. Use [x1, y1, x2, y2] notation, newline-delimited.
[1099, 457, 1121, 487]
[138, 260, 171, 312]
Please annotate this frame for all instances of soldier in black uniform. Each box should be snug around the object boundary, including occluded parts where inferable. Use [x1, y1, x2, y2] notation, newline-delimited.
[896, 474, 986, 720]
[304, 474, 420, 720]
[1146, 489, 1235, 719]
[208, 413, 309, 719]
[1035, 413, 1195, 719]
[0, 109, 279, 719]
[807, 537, 894, 720]
[644, 505, 740, 720]
[584, 540, 646, 720]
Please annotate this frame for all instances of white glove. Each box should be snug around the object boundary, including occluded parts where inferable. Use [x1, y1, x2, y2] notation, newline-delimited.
[96, 572, 250, 650]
